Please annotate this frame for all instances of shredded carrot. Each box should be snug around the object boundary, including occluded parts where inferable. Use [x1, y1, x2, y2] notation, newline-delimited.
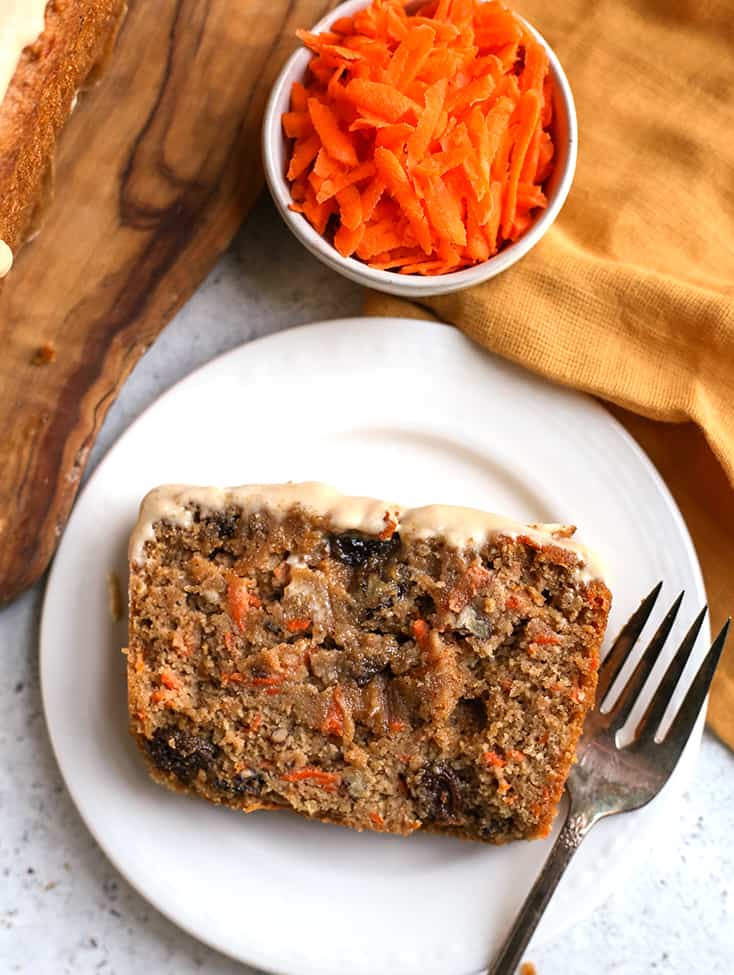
[227, 575, 261, 631]
[316, 160, 375, 204]
[283, 0, 554, 274]
[159, 670, 179, 690]
[307, 98, 359, 166]
[286, 133, 320, 181]
[334, 221, 365, 257]
[322, 687, 345, 737]
[336, 184, 363, 230]
[379, 509, 398, 539]
[411, 618, 430, 648]
[251, 675, 285, 688]
[406, 77, 447, 169]
[483, 750, 507, 768]
[374, 146, 432, 252]
[281, 767, 341, 792]
[346, 78, 418, 122]
[286, 617, 312, 633]
[282, 111, 313, 139]
[221, 671, 247, 685]
[370, 810, 385, 827]
[532, 631, 561, 645]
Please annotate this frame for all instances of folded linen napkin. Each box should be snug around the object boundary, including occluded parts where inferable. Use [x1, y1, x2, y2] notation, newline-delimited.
[364, 0, 734, 746]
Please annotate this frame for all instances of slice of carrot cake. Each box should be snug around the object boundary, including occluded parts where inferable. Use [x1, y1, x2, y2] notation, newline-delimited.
[127, 483, 610, 843]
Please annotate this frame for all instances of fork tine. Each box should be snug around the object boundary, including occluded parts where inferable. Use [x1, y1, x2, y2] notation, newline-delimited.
[603, 592, 684, 730]
[656, 619, 730, 750]
[633, 606, 707, 743]
[595, 582, 662, 708]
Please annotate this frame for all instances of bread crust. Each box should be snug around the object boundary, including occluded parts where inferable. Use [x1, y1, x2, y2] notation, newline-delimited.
[0, 0, 127, 257]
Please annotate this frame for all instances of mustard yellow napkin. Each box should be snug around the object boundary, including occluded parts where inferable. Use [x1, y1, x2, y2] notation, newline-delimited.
[365, 0, 734, 746]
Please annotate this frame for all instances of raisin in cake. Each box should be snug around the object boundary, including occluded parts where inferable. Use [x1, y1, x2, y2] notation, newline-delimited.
[0, 0, 126, 280]
[127, 483, 611, 843]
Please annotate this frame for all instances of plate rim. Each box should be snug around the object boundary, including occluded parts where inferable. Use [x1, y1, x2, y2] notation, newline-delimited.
[39, 316, 708, 975]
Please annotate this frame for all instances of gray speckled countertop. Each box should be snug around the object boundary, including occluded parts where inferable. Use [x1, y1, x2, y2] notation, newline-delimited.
[1, 197, 733, 975]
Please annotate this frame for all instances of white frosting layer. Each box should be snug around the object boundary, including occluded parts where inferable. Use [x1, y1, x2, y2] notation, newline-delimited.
[0, 0, 49, 277]
[130, 482, 605, 582]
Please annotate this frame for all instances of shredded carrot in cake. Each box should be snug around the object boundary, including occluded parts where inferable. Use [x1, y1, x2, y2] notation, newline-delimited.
[322, 687, 346, 736]
[159, 670, 179, 690]
[283, 0, 554, 274]
[379, 509, 399, 539]
[281, 767, 342, 791]
[411, 618, 430, 648]
[286, 617, 312, 632]
[226, 575, 262, 630]
[532, 632, 562, 645]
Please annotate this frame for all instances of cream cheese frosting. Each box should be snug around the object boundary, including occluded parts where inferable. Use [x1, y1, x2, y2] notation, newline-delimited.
[0, 0, 49, 278]
[130, 481, 605, 582]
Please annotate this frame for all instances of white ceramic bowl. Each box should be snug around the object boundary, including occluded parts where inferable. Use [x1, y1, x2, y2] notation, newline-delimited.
[262, 0, 577, 298]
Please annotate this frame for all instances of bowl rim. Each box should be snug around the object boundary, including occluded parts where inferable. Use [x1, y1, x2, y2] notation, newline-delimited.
[261, 0, 577, 294]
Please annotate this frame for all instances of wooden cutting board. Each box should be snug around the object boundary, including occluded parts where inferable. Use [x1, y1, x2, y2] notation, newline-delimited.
[0, 0, 333, 603]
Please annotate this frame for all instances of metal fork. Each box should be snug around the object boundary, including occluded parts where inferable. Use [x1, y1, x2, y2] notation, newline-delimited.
[488, 584, 731, 975]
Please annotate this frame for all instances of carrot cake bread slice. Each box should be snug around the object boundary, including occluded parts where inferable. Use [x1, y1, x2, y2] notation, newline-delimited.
[127, 483, 611, 843]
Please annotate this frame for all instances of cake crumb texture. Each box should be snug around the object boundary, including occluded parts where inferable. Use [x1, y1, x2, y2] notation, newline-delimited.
[128, 488, 611, 843]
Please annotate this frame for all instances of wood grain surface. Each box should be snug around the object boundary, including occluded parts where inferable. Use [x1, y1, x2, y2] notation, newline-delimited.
[0, 0, 333, 603]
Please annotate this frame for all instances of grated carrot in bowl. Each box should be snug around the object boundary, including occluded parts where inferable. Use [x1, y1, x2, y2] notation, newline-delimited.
[282, 0, 555, 276]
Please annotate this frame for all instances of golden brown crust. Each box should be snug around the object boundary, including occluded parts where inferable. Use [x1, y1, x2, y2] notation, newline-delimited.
[531, 574, 610, 838]
[0, 0, 127, 256]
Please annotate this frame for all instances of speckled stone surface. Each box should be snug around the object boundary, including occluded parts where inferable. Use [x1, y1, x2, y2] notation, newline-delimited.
[1, 196, 733, 975]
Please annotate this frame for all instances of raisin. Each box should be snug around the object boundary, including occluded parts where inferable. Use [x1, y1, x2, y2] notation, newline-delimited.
[351, 658, 388, 687]
[415, 593, 435, 618]
[215, 770, 266, 797]
[479, 818, 507, 841]
[412, 763, 463, 824]
[330, 531, 401, 567]
[206, 511, 239, 540]
[146, 727, 218, 783]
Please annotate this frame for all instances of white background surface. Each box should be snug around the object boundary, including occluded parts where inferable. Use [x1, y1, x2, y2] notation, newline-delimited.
[1, 196, 733, 974]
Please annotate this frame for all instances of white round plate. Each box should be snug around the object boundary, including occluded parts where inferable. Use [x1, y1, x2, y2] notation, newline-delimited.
[41, 319, 707, 975]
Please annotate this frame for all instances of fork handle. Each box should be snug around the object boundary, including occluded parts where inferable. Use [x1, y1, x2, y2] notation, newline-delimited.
[487, 810, 592, 975]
